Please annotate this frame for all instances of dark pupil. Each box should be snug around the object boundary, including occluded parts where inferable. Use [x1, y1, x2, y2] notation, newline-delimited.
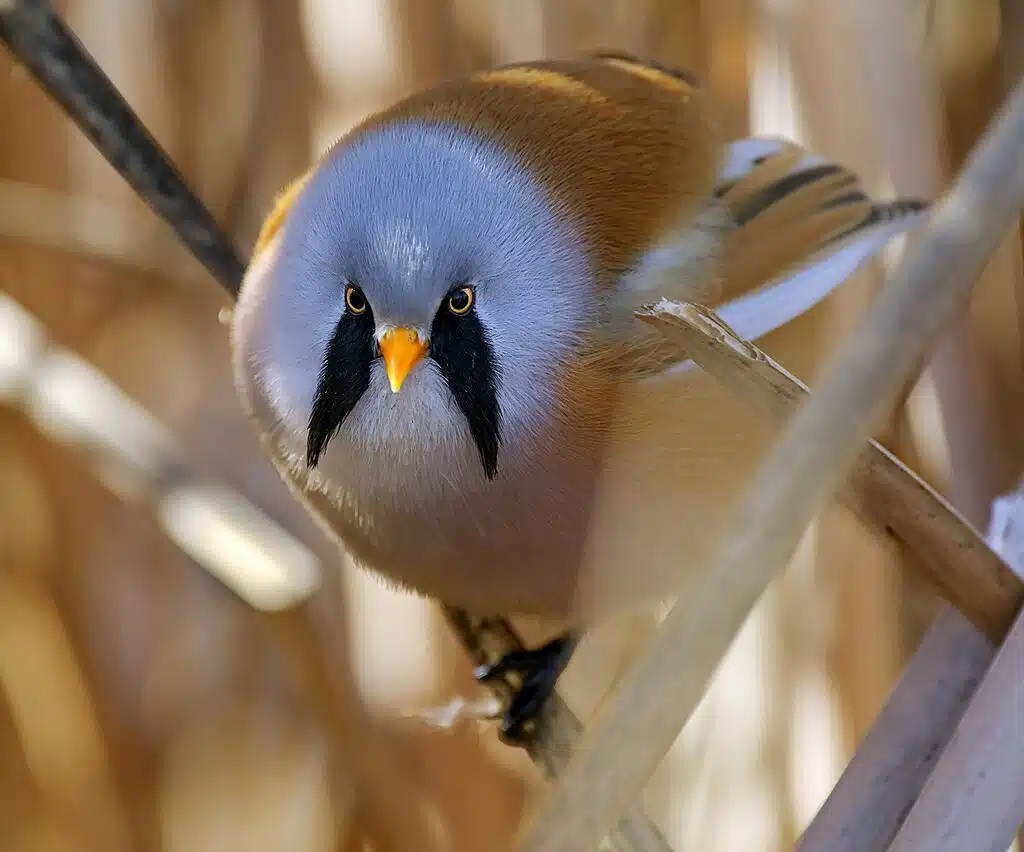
[450, 290, 470, 311]
[348, 289, 365, 311]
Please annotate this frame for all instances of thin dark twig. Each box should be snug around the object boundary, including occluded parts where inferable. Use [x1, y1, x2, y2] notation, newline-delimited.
[0, 0, 246, 295]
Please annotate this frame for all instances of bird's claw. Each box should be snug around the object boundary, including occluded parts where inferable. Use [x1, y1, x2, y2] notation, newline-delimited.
[474, 633, 576, 747]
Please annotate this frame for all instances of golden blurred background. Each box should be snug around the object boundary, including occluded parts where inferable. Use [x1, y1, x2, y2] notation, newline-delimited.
[1, 0, 1023, 850]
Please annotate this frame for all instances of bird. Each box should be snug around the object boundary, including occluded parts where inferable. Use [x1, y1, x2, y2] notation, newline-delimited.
[229, 51, 928, 743]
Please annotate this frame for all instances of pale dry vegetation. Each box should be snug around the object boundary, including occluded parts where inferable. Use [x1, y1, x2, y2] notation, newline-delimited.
[1, 1, 1023, 851]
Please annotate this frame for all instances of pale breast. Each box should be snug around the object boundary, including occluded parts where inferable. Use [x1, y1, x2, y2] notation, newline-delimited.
[281, 390, 609, 619]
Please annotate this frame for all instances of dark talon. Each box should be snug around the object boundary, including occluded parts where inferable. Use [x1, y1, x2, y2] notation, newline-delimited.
[475, 633, 577, 747]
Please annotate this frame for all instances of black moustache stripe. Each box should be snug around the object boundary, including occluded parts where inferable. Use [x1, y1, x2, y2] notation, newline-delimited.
[307, 308, 375, 468]
[306, 298, 503, 479]
[430, 306, 503, 479]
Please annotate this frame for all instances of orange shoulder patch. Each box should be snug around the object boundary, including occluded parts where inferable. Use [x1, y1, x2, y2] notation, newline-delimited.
[252, 168, 315, 260]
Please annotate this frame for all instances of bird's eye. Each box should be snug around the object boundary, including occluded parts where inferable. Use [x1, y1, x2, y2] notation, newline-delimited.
[345, 285, 367, 315]
[447, 286, 474, 315]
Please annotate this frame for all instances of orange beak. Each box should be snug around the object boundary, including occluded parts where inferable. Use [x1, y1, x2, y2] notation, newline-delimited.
[379, 327, 428, 393]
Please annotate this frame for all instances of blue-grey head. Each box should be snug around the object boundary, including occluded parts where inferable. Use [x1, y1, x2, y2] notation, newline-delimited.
[248, 120, 596, 486]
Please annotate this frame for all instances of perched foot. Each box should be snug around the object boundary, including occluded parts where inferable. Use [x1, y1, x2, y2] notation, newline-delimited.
[474, 633, 577, 747]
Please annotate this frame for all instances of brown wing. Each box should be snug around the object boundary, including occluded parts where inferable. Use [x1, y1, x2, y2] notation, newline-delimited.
[712, 140, 927, 304]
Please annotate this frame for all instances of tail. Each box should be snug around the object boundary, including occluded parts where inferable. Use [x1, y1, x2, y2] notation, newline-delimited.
[711, 137, 928, 343]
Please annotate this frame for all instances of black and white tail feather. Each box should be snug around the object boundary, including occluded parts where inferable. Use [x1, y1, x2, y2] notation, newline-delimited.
[710, 137, 928, 345]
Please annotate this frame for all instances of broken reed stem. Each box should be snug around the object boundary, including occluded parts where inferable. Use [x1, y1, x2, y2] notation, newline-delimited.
[517, 75, 1024, 852]
[635, 302, 1023, 642]
[634, 300, 1019, 851]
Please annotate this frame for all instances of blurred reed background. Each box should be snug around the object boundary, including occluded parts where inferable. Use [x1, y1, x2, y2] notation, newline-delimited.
[1, 0, 1022, 850]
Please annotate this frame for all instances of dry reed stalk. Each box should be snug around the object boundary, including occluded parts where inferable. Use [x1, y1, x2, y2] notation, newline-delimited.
[881, 481, 1024, 851]
[0, 180, 205, 282]
[797, 478, 1023, 851]
[771, 11, 1015, 847]
[517, 73, 1024, 852]
[856, 0, 1009, 532]
[260, 598, 453, 852]
[629, 303, 1016, 851]
[0, 574, 135, 851]
[635, 302, 1022, 641]
[884, 598, 1024, 850]
[797, 606, 994, 852]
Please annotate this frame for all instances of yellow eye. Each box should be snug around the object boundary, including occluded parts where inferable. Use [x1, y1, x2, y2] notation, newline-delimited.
[447, 286, 474, 315]
[345, 285, 367, 315]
